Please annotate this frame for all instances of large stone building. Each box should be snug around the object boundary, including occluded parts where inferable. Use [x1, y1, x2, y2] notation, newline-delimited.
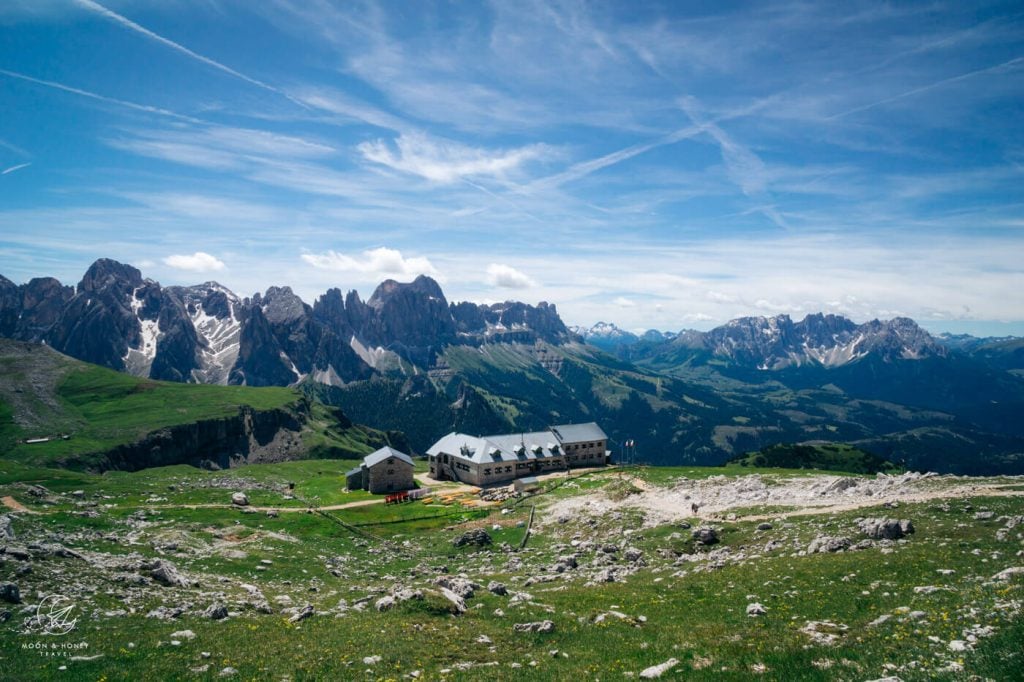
[426, 422, 608, 486]
[346, 447, 415, 494]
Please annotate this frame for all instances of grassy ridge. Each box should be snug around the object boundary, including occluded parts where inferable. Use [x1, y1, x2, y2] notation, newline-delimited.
[3, 362, 296, 461]
[728, 442, 902, 474]
[1, 342, 400, 466]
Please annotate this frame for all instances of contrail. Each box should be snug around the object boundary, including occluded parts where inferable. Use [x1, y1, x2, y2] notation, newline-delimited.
[72, 0, 309, 109]
[828, 55, 1024, 120]
[0, 69, 208, 124]
[2, 162, 31, 175]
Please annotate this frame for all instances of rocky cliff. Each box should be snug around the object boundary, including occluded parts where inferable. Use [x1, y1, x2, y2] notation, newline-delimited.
[59, 402, 309, 473]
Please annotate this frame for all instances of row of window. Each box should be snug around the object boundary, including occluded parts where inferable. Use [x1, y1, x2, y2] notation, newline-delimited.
[568, 441, 603, 451]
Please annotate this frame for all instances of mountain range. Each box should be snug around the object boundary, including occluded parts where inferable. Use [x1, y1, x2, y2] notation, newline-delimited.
[2, 259, 1023, 474]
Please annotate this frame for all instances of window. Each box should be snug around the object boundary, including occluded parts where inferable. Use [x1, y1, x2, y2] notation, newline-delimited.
[484, 468, 491, 475]
[387, 469, 394, 474]
[506, 466, 512, 472]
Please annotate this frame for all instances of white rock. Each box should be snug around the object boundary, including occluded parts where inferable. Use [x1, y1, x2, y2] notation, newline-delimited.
[639, 657, 680, 679]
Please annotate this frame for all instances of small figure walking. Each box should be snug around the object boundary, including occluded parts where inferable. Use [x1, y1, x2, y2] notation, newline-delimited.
[691, 502, 699, 515]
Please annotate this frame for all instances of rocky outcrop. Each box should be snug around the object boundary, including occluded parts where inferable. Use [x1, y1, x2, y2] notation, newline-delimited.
[657, 312, 945, 370]
[58, 401, 311, 473]
[1, 259, 578, 387]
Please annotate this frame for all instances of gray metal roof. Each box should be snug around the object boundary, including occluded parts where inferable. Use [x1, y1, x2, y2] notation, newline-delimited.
[551, 422, 607, 443]
[427, 423, 605, 465]
[427, 431, 560, 464]
[345, 467, 363, 478]
[363, 446, 414, 468]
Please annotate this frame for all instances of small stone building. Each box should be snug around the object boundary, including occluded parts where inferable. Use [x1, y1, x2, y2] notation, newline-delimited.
[346, 447, 415, 494]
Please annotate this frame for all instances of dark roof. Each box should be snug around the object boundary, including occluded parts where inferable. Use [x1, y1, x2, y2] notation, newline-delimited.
[345, 467, 363, 478]
[363, 446, 414, 468]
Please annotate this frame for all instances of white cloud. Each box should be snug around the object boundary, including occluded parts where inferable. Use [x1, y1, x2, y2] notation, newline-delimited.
[358, 132, 549, 183]
[163, 251, 226, 272]
[486, 263, 537, 289]
[613, 296, 637, 308]
[301, 247, 439, 279]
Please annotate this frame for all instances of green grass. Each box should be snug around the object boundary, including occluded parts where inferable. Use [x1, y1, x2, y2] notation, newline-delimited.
[3, 362, 297, 463]
[0, 461, 1021, 681]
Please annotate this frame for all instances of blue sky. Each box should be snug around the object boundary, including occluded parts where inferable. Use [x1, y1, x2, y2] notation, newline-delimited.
[1, 0, 1022, 336]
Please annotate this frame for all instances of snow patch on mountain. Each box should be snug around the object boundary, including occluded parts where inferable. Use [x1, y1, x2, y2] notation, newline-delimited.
[122, 287, 162, 377]
[180, 284, 242, 385]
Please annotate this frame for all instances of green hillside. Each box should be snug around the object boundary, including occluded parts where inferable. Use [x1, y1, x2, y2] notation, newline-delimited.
[0, 340, 398, 467]
[728, 442, 902, 474]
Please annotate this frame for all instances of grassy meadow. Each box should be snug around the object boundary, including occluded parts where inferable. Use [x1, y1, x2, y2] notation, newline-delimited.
[0, 462, 1021, 680]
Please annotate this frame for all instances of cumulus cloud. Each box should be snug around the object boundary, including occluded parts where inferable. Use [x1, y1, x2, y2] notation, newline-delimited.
[163, 251, 225, 272]
[358, 132, 549, 183]
[486, 263, 537, 289]
[613, 296, 637, 308]
[301, 247, 439, 279]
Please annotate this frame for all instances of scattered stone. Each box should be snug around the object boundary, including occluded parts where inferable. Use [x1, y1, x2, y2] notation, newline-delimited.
[5, 546, 30, 560]
[857, 518, 914, 540]
[692, 527, 719, 545]
[440, 588, 467, 614]
[453, 529, 492, 547]
[375, 596, 396, 612]
[204, 603, 229, 620]
[362, 655, 382, 665]
[0, 583, 20, 604]
[434, 576, 477, 599]
[266, 510, 279, 518]
[800, 620, 848, 646]
[147, 559, 190, 588]
[513, 620, 554, 633]
[756, 522, 773, 531]
[974, 511, 995, 521]
[0, 515, 14, 539]
[230, 492, 249, 506]
[488, 581, 508, 596]
[394, 588, 423, 603]
[219, 667, 237, 677]
[170, 629, 196, 641]
[639, 657, 679, 679]
[746, 602, 767, 617]
[807, 536, 852, 554]
[288, 604, 313, 623]
[992, 567, 1024, 581]
[624, 547, 644, 562]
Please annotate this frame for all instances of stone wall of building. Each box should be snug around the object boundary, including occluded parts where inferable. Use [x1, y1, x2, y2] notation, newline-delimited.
[366, 459, 414, 493]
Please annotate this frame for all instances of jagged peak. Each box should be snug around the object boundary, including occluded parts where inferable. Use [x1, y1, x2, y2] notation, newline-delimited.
[368, 275, 447, 309]
[78, 258, 143, 294]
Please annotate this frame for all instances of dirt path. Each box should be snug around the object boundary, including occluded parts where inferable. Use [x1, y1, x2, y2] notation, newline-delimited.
[1, 495, 34, 513]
